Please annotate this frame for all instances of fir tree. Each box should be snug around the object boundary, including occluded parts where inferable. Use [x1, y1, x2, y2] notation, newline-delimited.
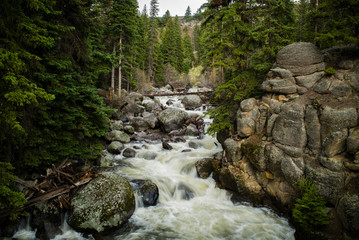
[185, 6, 192, 21]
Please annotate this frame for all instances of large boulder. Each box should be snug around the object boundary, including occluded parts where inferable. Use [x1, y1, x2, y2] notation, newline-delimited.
[68, 172, 135, 232]
[108, 141, 124, 154]
[276, 42, 325, 76]
[261, 68, 297, 94]
[181, 95, 202, 110]
[196, 158, 214, 179]
[158, 108, 189, 133]
[130, 117, 150, 132]
[106, 130, 131, 143]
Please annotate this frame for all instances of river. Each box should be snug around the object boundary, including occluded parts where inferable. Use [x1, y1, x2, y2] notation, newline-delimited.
[13, 95, 295, 240]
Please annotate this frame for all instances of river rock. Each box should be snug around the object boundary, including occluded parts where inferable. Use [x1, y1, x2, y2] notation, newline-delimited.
[337, 194, 359, 232]
[189, 140, 200, 149]
[138, 151, 158, 160]
[130, 117, 150, 132]
[123, 148, 136, 158]
[106, 130, 130, 143]
[110, 120, 123, 131]
[143, 112, 158, 129]
[272, 103, 307, 149]
[162, 140, 173, 150]
[131, 179, 159, 207]
[142, 97, 161, 112]
[108, 141, 124, 154]
[68, 172, 135, 233]
[181, 95, 202, 110]
[196, 158, 214, 179]
[123, 125, 135, 134]
[276, 42, 325, 76]
[186, 123, 199, 136]
[158, 108, 189, 133]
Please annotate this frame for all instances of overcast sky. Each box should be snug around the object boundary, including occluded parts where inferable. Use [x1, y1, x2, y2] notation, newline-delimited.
[137, 0, 207, 17]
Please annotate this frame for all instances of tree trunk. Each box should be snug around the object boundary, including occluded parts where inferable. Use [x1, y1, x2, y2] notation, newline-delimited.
[118, 35, 123, 96]
[111, 44, 116, 99]
[212, 25, 215, 87]
[314, 0, 319, 45]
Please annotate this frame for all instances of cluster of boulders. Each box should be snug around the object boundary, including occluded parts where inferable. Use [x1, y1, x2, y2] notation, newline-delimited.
[204, 42, 359, 239]
[67, 88, 209, 234]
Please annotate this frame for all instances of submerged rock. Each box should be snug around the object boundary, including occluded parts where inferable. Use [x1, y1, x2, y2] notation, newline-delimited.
[131, 179, 159, 207]
[196, 158, 214, 179]
[68, 172, 135, 233]
[123, 148, 136, 158]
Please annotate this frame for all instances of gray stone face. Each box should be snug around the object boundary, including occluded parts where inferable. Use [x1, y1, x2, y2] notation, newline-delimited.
[339, 60, 354, 70]
[295, 72, 324, 89]
[322, 129, 348, 158]
[275, 142, 303, 158]
[266, 114, 278, 137]
[69, 172, 135, 233]
[272, 103, 307, 148]
[305, 163, 344, 204]
[158, 108, 189, 133]
[237, 118, 256, 137]
[276, 42, 324, 76]
[281, 157, 304, 183]
[261, 78, 297, 94]
[329, 80, 352, 97]
[320, 106, 357, 141]
[347, 127, 359, 154]
[264, 144, 288, 173]
[142, 98, 161, 112]
[337, 194, 359, 232]
[256, 104, 269, 134]
[240, 98, 257, 112]
[346, 72, 359, 91]
[313, 78, 332, 93]
[181, 95, 202, 110]
[305, 106, 321, 155]
[319, 156, 344, 172]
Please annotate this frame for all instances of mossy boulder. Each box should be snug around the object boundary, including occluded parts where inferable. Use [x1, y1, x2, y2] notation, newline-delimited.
[68, 172, 135, 233]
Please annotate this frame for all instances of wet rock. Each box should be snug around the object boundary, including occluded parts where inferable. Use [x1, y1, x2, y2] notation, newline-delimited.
[196, 158, 213, 179]
[177, 183, 195, 200]
[181, 95, 202, 110]
[169, 128, 186, 136]
[68, 172, 135, 233]
[158, 108, 189, 133]
[337, 194, 359, 232]
[131, 179, 159, 207]
[36, 221, 62, 240]
[106, 130, 130, 143]
[31, 201, 61, 240]
[123, 148, 136, 158]
[276, 42, 325, 76]
[139, 151, 158, 160]
[108, 141, 124, 154]
[162, 140, 173, 150]
[188, 141, 200, 149]
[185, 124, 199, 136]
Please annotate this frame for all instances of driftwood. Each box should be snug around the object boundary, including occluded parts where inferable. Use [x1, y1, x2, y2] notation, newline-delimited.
[0, 159, 96, 219]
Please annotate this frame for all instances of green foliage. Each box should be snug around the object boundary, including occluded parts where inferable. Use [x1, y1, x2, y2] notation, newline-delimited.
[185, 6, 192, 21]
[293, 177, 330, 231]
[324, 67, 336, 76]
[0, 162, 27, 220]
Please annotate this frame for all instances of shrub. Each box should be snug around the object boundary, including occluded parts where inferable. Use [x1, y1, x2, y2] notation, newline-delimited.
[292, 177, 330, 230]
[324, 67, 336, 75]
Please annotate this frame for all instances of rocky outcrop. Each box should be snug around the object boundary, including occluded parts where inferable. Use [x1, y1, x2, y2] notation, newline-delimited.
[68, 172, 135, 233]
[215, 42, 359, 239]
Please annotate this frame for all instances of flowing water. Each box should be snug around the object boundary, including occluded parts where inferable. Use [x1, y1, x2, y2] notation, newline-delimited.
[13, 95, 295, 240]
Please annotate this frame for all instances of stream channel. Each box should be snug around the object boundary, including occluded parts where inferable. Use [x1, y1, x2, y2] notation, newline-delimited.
[14, 95, 295, 240]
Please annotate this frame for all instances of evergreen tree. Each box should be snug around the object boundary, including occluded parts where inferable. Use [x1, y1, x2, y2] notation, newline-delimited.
[183, 32, 195, 73]
[185, 6, 192, 21]
[148, 0, 160, 82]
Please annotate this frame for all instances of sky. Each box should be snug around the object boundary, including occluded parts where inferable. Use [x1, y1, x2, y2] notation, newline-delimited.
[137, 0, 207, 17]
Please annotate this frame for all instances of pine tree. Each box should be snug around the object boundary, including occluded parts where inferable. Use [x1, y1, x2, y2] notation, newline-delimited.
[148, 0, 160, 82]
[185, 6, 192, 21]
